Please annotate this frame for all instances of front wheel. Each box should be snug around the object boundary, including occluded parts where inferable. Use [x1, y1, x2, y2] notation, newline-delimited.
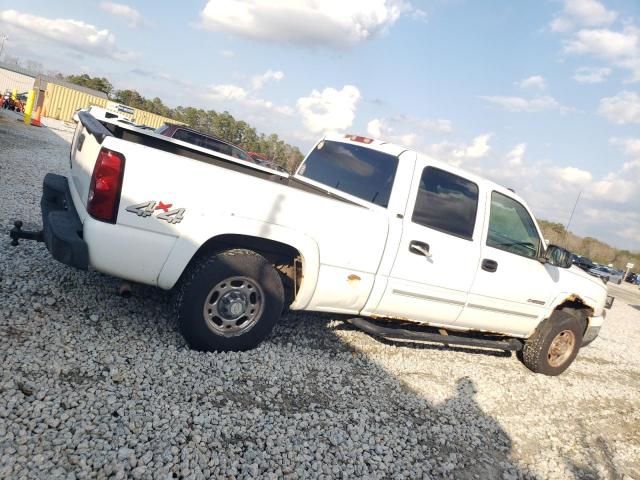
[177, 249, 284, 352]
[521, 311, 583, 376]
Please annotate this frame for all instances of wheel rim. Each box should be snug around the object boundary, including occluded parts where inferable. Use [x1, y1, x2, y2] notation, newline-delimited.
[547, 329, 576, 367]
[203, 276, 264, 337]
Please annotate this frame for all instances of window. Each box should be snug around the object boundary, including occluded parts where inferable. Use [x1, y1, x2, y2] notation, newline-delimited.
[173, 129, 233, 157]
[411, 167, 479, 239]
[487, 191, 541, 259]
[298, 140, 398, 207]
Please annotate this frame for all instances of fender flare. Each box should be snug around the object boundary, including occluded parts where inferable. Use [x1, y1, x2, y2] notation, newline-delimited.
[156, 214, 320, 310]
[545, 292, 598, 318]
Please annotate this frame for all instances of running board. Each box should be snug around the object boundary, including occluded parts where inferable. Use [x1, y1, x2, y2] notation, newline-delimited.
[347, 317, 523, 351]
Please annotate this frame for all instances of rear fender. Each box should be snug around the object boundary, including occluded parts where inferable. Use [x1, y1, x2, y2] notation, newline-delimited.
[157, 214, 320, 310]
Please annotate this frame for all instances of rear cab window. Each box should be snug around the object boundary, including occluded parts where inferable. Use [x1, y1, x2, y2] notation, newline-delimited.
[411, 167, 479, 240]
[487, 191, 541, 259]
[173, 129, 233, 157]
[298, 140, 398, 207]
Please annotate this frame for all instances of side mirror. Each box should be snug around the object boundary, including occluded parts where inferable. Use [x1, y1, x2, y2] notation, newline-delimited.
[543, 245, 573, 268]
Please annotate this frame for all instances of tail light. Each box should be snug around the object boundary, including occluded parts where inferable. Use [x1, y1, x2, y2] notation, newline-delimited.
[87, 148, 126, 223]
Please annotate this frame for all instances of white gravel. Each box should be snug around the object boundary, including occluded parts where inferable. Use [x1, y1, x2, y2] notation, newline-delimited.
[1, 110, 639, 480]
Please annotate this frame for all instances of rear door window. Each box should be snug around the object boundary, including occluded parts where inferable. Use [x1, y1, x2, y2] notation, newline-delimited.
[411, 167, 479, 240]
[298, 140, 398, 207]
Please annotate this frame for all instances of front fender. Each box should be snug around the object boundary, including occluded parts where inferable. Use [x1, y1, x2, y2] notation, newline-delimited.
[545, 292, 599, 318]
[156, 213, 320, 310]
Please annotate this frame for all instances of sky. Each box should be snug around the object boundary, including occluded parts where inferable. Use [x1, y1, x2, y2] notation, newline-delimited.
[0, 0, 639, 251]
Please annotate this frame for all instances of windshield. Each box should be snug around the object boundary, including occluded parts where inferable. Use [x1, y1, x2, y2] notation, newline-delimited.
[298, 140, 398, 207]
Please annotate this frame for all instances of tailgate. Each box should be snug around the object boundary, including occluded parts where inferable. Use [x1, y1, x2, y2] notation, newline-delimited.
[69, 112, 114, 216]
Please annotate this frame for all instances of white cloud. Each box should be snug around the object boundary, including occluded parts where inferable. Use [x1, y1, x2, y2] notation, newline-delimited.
[0, 9, 137, 61]
[199, 0, 405, 49]
[365, 115, 452, 146]
[208, 84, 248, 101]
[99, 2, 143, 28]
[564, 27, 638, 59]
[220, 49, 235, 58]
[251, 69, 284, 90]
[429, 134, 493, 167]
[562, 26, 640, 82]
[573, 66, 611, 83]
[366, 118, 418, 146]
[590, 175, 635, 203]
[505, 143, 527, 166]
[297, 85, 361, 133]
[479, 95, 567, 113]
[205, 82, 293, 115]
[367, 118, 384, 138]
[598, 91, 640, 124]
[550, 0, 617, 33]
[611, 137, 640, 171]
[549, 166, 593, 186]
[517, 75, 546, 90]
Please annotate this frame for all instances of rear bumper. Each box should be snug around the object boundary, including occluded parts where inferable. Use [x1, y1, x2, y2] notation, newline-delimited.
[41, 173, 88, 270]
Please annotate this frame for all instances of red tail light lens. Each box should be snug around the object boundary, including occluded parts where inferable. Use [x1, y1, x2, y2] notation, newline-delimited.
[87, 148, 125, 223]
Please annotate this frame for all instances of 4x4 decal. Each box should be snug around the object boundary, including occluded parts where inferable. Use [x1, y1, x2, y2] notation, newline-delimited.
[125, 201, 185, 224]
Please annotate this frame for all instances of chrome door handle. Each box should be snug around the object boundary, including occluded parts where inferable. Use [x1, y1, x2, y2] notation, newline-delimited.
[409, 240, 432, 258]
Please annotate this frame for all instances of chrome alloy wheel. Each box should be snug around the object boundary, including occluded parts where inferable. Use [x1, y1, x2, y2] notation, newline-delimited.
[203, 276, 264, 337]
[547, 329, 576, 367]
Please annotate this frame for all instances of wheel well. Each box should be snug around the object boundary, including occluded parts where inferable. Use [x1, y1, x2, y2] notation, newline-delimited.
[555, 297, 593, 333]
[182, 234, 302, 306]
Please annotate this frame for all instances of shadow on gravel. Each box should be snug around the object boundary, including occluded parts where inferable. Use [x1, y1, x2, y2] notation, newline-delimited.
[269, 313, 535, 478]
[630, 304, 640, 311]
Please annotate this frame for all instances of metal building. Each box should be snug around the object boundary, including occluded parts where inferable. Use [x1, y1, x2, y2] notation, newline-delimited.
[0, 62, 180, 128]
[0, 61, 36, 94]
[38, 79, 108, 122]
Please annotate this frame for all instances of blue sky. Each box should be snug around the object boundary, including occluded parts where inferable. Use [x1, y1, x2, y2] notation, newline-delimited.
[1, 0, 639, 251]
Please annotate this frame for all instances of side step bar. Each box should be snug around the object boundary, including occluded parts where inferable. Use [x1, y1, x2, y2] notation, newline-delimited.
[347, 317, 523, 351]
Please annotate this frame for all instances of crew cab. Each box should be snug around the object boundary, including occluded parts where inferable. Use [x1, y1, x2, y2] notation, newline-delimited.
[10, 109, 613, 375]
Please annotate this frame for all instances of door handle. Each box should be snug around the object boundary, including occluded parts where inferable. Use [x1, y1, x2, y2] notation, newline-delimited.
[409, 240, 431, 258]
[482, 259, 498, 272]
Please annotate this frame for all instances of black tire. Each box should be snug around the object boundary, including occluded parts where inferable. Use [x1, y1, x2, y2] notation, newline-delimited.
[177, 249, 284, 352]
[521, 311, 583, 376]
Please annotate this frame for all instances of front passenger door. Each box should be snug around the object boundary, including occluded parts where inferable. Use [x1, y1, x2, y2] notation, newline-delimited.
[458, 190, 555, 336]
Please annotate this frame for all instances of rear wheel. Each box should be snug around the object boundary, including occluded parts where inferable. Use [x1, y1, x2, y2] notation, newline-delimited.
[177, 249, 284, 352]
[521, 311, 583, 376]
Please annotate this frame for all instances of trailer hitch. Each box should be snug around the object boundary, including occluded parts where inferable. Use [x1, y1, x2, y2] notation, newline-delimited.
[9, 221, 44, 246]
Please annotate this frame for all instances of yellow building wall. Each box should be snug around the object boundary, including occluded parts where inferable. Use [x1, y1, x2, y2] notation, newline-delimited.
[42, 83, 107, 122]
[41, 82, 183, 128]
[132, 109, 183, 129]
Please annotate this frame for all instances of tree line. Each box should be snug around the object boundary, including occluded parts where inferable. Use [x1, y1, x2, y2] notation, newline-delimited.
[538, 220, 639, 271]
[64, 74, 304, 172]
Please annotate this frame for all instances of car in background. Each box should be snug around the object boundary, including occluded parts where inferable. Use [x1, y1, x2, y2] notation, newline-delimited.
[156, 124, 252, 162]
[571, 254, 595, 272]
[587, 265, 623, 284]
[625, 272, 638, 284]
[248, 151, 289, 173]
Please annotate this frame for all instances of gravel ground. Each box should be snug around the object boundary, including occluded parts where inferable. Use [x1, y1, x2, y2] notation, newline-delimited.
[1, 111, 639, 480]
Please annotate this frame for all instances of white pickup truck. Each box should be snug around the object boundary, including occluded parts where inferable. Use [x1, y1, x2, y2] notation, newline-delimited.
[10, 108, 613, 375]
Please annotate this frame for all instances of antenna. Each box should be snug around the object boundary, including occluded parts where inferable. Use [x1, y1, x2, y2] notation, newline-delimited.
[562, 190, 582, 248]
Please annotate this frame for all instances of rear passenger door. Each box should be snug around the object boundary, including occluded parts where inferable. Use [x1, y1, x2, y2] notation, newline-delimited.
[457, 190, 554, 336]
[371, 160, 485, 325]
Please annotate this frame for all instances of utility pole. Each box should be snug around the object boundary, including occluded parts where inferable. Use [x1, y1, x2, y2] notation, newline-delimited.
[562, 190, 582, 249]
[0, 34, 7, 58]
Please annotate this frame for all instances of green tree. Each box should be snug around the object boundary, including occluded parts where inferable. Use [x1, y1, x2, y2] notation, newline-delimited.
[66, 74, 113, 96]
